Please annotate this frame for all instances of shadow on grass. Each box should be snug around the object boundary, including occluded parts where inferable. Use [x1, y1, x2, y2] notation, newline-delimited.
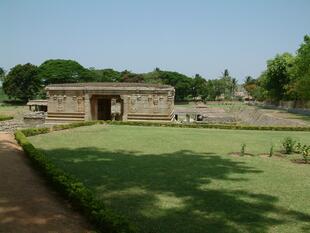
[39, 147, 310, 233]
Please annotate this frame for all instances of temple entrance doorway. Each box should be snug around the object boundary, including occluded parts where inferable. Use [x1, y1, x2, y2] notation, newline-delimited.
[97, 98, 111, 120]
[91, 95, 123, 121]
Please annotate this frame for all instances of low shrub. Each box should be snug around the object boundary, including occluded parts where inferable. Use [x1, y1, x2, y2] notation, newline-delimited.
[0, 115, 14, 121]
[295, 142, 302, 152]
[241, 143, 246, 156]
[52, 121, 97, 131]
[105, 121, 310, 132]
[21, 127, 51, 136]
[301, 146, 310, 164]
[282, 137, 296, 154]
[19, 120, 310, 139]
[295, 142, 310, 164]
[14, 130, 136, 233]
[269, 144, 274, 157]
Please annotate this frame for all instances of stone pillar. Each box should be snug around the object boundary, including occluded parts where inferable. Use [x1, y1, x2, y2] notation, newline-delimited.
[121, 95, 128, 121]
[84, 93, 92, 121]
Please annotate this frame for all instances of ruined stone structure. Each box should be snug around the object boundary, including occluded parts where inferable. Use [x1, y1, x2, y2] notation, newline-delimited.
[45, 83, 175, 124]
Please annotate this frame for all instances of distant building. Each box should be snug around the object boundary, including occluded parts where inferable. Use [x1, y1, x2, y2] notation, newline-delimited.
[45, 82, 175, 124]
[234, 86, 253, 101]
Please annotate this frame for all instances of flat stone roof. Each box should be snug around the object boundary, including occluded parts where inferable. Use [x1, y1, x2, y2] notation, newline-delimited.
[27, 100, 48, 106]
[46, 82, 173, 90]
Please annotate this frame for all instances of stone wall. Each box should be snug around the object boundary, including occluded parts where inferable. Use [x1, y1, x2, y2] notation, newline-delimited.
[46, 90, 86, 124]
[126, 93, 174, 121]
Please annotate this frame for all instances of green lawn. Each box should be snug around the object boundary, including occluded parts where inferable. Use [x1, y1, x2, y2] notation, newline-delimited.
[29, 125, 310, 233]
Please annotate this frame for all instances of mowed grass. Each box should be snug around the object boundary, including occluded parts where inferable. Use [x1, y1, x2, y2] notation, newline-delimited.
[29, 125, 310, 233]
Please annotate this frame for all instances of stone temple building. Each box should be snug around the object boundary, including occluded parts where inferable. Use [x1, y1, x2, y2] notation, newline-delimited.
[45, 82, 175, 124]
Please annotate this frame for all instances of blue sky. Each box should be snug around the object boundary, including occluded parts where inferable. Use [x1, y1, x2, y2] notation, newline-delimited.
[0, 0, 309, 82]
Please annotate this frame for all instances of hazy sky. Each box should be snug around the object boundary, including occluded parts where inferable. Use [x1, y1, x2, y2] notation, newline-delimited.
[1, 0, 309, 82]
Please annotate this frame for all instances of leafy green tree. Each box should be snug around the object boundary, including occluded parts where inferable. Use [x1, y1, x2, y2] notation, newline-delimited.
[204, 79, 225, 100]
[243, 76, 256, 97]
[120, 70, 145, 83]
[89, 68, 122, 82]
[219, 69, 236, 99]
[251, 73, 268, 101]
[0, 67, 5, 85]
[245, 76, 254, 84]
[157, 71, 193, 101]
[3, 63, 41, 101]
[223, 69, 230, 77]
[231, 78, 237, 98]
[263, 53, 294, 101]
[142, 69, 163, 84]
[191, 74, 207, 98]
[38, 59, 94, 84]
[289, 35, 310, 100]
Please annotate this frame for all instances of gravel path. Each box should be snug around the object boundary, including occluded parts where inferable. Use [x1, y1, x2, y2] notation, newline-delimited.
[0, 133, 93, 233]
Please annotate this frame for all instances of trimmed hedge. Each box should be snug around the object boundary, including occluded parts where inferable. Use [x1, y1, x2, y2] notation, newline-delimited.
[105, 120, 310, 132]
[21, 120, 310, 137]
[53, 121, 98, 131]
[21, 127, 51, 136]
[0, 115, 14, 121]
[15, 130, 137, 233]
[20, 122, 98, 137]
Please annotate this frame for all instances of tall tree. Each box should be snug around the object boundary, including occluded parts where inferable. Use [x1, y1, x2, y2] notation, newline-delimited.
[223, 69, 230, 77]
[243, 76, 257, 97]
[157, 71, 193, 101]
[89, 68, 121, 82]
[263, 53, 294, 101]
[0, 67, 5, 83]
[191, 74, 207, 98]
[3, 63, 41, 101]
[38, 59, 94, 85]
[289, 35, 310, 100]
[219, 69, 235, 99]
[120, 70, 145, 83]
[231, 78, 237, 98]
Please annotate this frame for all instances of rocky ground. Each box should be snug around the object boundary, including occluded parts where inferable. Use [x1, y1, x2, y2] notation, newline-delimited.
[0, 119, 26, 132]
[175, 102, 310, 126]
[0, 105, 45, 132]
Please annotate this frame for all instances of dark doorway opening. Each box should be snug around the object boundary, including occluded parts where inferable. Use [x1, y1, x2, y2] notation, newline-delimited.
[98, 99, 111, 120]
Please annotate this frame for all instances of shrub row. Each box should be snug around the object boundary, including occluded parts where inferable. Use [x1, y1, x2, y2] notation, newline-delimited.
[21, 127, 51, 136]
[106, 120, 310, 132]
[14, 130, 137, 233]
[0, 115, 14, 121]
[52, 121, 98, 131]
[21, 120, 310, 137]
[21, 121, 98, 136]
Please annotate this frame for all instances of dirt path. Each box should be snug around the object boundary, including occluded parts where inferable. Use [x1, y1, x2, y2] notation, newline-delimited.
[0, 133, 93, 233]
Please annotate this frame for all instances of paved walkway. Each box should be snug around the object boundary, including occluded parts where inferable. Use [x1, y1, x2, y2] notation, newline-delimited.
[0, 133, 93, 233]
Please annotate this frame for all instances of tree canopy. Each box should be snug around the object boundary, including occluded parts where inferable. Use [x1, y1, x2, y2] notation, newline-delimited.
[244, 35, 310, 101]
[5, 36, 310, 103]
[0, 67, 5, 83]
[38, 59, 94, 85]
[263, 53, 294, 100]
[3, 63, 41, 101]
[89, 68, 122, 82]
